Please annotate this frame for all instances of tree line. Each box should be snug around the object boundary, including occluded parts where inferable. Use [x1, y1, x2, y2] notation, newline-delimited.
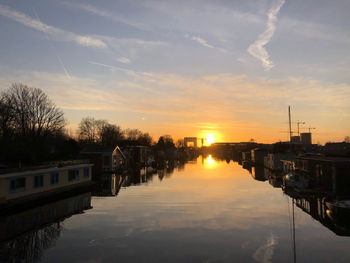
[0, 83, 175, 166]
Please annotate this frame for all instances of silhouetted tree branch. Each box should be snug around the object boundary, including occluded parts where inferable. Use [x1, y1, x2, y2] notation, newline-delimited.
[1, 83, 65, 138]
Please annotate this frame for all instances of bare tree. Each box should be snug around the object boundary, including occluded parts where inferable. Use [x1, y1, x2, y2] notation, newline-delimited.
[79, 117, 125, 146]
[345, 136, 350, 143]
[125, 128, 143, 141]
[124, 128, 153, 146]
[156, 135, 175, 150]
[2, 83, 65, 137]
[78, 117, 101, 143]
[100, 123, 124, 146]
[138, 132, 153, 146]
[0, 95, 14, 139]
[176, 138, 184, 148]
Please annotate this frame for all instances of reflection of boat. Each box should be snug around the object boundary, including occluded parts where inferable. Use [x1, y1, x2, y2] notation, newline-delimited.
[251, 166, 267, 181]
[0, 190, 92, 262]
[242, 160, 251, 169]
[282, 172, 309, 190]
[327, 200, 350, 209]
[283, 186, 350, 237]
[326, 200, 350, 219]
[0, 189, 92, 241]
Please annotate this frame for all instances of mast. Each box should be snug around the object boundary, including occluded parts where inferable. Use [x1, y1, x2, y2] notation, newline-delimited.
[289, 106, 292, 141]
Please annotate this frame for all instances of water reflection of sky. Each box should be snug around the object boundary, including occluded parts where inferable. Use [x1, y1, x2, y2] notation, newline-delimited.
[42, 157, 350, 263]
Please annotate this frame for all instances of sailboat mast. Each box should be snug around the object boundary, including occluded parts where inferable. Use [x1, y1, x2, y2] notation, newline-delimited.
[289, 106, 292, 142]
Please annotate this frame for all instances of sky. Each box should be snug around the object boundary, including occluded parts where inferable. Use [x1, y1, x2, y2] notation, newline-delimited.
[0, 0, 350, 144]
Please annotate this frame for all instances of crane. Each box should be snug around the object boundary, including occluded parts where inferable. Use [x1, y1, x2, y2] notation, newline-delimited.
[296, 120, 305, 136]
[300, 126, 316, 133]
[307, 127, 316, 133]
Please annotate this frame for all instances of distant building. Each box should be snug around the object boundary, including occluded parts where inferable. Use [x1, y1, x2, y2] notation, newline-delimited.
[184, 137, 197, 148]
[324, 142, 350, 157]
[81, 145, 125, 175]
[123, 145, 150, 165]
[291, 136, 301, 143]
[301, 133, 312, 144]
[0, 162, 93, 207]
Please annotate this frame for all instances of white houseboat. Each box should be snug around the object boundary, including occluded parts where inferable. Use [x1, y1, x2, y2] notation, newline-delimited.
[0, 162, 93, 207]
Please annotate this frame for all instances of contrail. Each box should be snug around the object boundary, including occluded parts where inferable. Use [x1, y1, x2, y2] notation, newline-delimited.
[56, 54, 71, 79]
[0, 3, 106, 48]
[248, 0, 285, 70]
[89, 61, 135, 73]
[32, 7, 71, 79]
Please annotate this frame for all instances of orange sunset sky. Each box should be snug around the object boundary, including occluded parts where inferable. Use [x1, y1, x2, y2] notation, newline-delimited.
[1, 1, 349, 144]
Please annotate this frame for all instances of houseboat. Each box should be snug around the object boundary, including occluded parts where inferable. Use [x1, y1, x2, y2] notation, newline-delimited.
[80, 145, 126, 176]
[0, 161, 93, 208]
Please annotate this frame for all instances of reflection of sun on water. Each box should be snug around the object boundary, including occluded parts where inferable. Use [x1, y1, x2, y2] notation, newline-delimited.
[207, 154, 214, 165]
[204, 154, 218, 169]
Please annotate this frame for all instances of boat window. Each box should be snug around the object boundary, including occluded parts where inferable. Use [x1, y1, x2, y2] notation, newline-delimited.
[9, 177, 26, 193]
[83, 167, 89, 178]
[68, 169, 79, 181]
[50, 172, 59, 185]
[34, 174, 44, 188]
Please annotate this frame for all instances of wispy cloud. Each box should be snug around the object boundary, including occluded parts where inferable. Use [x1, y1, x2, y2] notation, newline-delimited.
[191, 36, 214, 49]
[65, 2, 150, 31]
[0, 4, 106, 48]
[248, 0, 285, 70]
[117, 57, 131, 64]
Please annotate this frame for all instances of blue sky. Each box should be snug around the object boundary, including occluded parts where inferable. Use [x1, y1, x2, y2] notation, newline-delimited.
[0, 0, 349, 143]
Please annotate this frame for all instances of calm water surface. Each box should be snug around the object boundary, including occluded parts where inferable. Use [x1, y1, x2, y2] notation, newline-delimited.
[4, 156, 350, 262]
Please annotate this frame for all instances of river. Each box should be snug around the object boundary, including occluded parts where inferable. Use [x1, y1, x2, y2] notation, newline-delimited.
[2, 155, 350, 263]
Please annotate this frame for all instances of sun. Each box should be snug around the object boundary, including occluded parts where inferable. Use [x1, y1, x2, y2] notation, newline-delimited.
[206, 134, 215, 146]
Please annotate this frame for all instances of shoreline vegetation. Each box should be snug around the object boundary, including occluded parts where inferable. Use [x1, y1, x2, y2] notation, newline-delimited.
[0, 83, 177, 168]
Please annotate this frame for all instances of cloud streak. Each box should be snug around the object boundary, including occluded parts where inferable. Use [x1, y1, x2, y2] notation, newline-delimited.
[117, 57, 131, 64]
[191, 36, 214, 49]
[0, 4, 106, 48]
[248, 0, 285, 70]
[65, 2, 150, 31]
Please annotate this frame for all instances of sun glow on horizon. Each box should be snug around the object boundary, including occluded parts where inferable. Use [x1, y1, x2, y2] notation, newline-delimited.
[206, 134, 215, 146]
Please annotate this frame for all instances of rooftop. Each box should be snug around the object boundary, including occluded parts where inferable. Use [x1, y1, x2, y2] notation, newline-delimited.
[0, 160, 91, 176]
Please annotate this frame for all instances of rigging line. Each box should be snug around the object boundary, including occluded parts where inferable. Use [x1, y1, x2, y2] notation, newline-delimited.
[292, 198, 296, 263]
[286, 195, 294, 260]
